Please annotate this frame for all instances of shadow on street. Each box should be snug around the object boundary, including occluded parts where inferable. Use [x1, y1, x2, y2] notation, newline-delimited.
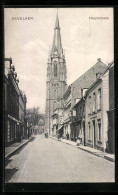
[5, 168, 19, 183]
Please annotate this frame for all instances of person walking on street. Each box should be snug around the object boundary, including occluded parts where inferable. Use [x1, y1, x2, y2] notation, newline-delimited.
[66, 132, 69, 140]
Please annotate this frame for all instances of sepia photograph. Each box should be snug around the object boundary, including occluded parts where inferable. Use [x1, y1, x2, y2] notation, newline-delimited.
[4, 7, 114, 184]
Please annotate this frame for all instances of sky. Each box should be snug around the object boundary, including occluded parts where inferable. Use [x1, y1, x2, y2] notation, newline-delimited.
[4, 8, 113, 112]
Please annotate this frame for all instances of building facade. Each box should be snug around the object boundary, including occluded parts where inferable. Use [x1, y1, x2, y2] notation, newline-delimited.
[45, 14, 67, 135]
[70, 58, 108, 143]
[19, 90, 27, 140]
[71, 97, 85, 144]
[4, 58, 19, 145]
[85, 65, 110, 152]
[4, 58, 27, 146]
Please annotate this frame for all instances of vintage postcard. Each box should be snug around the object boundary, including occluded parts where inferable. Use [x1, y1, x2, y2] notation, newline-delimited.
[4, 7, 114, 186]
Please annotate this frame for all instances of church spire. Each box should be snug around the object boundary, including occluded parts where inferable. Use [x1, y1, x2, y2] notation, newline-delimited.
[51, 12, 63, 57]
[55, 13, 59, 29]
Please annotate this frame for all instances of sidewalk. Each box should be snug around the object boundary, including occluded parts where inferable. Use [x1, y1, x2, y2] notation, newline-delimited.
[49, 136, 115, 162]
[5, 136, 35, 160]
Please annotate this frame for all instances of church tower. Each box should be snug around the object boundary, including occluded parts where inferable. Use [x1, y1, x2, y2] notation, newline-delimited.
[45, 13, 67, 135]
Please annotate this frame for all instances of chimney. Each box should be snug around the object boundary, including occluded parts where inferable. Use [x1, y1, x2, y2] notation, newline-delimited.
[97, 58, 101, 62]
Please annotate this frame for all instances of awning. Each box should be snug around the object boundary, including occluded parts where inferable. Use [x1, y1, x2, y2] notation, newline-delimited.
[56, 125, 63, 131]
[8, 114, 19, 123]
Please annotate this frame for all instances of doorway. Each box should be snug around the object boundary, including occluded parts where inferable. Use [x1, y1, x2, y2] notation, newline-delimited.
[93, 120, 96, 148]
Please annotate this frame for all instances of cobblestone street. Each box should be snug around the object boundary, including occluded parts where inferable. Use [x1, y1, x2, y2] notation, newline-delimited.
[5, 135, 115, 183]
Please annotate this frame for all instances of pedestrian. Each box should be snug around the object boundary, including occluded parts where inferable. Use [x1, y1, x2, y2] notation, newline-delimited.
[58, 133, 60, 141]
[28, 128, 30, 139]
[66, 132, 68, 140]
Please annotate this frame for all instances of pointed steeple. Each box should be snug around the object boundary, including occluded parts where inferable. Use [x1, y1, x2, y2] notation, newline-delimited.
[55, 13, 59, 29]
[51, 13, 63, 57]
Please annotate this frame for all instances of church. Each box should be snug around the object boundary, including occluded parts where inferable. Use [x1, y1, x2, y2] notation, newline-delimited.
[45, 13, 67, 135]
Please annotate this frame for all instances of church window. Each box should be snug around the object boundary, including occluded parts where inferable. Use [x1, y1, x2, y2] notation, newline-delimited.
[54, 63, 57, 77]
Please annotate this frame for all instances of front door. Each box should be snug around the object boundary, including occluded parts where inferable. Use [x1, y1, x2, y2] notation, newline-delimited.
[93, 120, 96, 148]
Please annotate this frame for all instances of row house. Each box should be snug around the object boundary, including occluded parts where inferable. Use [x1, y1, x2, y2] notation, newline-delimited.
[50, 59, 114, 154]
[4, 58, 27, 146]
[85, 61, 114, 153]
[70, 58, 108, 142]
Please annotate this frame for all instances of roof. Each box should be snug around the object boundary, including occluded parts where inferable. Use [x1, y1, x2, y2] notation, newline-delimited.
[72, 59, 107, 86]
[63, 85, 71, 98]
[72, 97, 85, 109]
[51, 13, 63, 57]
[85, 60, 114, 94]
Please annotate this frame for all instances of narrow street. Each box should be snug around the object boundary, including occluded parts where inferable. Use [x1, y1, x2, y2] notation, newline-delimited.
[5, 135, 115, 183]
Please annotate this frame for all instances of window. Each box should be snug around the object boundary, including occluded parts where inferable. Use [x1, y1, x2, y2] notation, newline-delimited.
[93, 92, 96, 112]
[54, 63, 57, 77]
[98, 119, 101, 141]
[89, 96, 91, 114]
[98, 88, 101, 110]
[88, 122, 91, 140]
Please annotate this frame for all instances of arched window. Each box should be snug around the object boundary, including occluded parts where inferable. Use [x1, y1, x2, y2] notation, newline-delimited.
[54, 63, 57, 77]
